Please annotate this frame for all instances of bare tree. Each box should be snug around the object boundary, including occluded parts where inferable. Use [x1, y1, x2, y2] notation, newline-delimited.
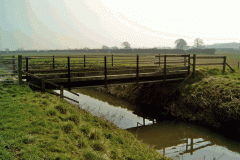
[194, 38, 204, 49]
[121, 41, 131, 49]
[175, 39, 187, 50]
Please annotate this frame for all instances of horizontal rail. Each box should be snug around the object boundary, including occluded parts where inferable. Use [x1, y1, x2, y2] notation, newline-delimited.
[190, 56, 225, 59]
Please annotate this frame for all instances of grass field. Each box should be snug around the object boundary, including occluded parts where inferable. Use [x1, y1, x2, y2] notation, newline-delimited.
[0, 85, 170, 160]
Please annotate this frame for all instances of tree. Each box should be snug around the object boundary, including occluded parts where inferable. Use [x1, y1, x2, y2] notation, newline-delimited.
[175, 39, 187, 50]
[121, 41, 131, 49]
[111, 46, 119, 50]
[102, 45, 109, 49]
[194, 38, 204, 49]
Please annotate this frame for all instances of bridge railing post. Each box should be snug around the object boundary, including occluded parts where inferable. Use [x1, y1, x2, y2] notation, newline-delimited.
[158, 54, 160, 67]
[112, 54, 113, 67]
[53, 55, 55, 69]
[67, 56, 71, 90]
[193, 54, 196, 76]
[136, 54, 139, 85]
[164, 55, 166, 82]
[188, 54, 190, 74]
[223, 56, 226, 74]
[84, 55, 86, 68]
[104, 56, 107, 88]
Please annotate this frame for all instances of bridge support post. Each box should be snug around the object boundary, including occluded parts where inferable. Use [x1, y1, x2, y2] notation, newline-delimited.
[193, 54, 196, 76]
[104, 56, 107, 88]
[18, 55, 22, 85]
[136, 54, 139, 85]
[60, 85, 63, 99]
[223, 56, 226, 74]
[41, 77, 45, 93]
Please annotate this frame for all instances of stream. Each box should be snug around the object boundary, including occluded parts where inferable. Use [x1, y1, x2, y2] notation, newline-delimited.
[57, 88, 240, 160]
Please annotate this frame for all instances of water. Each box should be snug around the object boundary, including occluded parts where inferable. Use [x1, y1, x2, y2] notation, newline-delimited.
[58, 88, 240, 160]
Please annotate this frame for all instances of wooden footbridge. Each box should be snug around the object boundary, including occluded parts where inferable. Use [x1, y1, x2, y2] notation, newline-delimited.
[0, 54, 233, 103]
[20, 54, 192, 89]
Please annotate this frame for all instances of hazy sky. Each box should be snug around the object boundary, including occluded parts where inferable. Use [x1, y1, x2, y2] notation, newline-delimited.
[0, 0, 239, 50]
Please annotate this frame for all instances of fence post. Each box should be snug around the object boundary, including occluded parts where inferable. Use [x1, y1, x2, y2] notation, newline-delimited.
[60, 85, 63, 99]
[192, 54, 196, 76]
[223, 56, 226, 73]
[53, 55, 55, 69]
[136, 54, 139, 85]
[41, 77, 45, 93]
[68, 56, 71, 90]
[104, 56, 107, 88]
[164, 55, 166, 82]
[18, 55, 22, 85]
[238, 62, 239, 68]
[84, 55, 86, 68]
[112, 54, 113, 67]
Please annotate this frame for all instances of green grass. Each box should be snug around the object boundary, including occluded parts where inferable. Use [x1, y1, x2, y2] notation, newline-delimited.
[174, 66, 240, 131]
[0, 85, 169, 160]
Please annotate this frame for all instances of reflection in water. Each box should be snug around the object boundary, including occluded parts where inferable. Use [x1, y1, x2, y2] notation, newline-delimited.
[128, 122, 240, 160]
[58, 88, 240, 160]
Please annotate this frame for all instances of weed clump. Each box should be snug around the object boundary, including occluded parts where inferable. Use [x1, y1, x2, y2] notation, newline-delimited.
[47, 110, 56, 116]
[68, 115, 80, 124]
[62, 122, 74, 134]
[55, 105, 68, 114]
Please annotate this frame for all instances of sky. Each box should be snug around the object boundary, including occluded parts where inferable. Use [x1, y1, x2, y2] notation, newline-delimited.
[0, 0, 240, 50]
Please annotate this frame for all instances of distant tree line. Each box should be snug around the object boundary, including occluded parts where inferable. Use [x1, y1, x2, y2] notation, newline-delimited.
[0, 48, 216, 55]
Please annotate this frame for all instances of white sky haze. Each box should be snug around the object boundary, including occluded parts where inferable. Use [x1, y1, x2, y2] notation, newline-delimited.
[0, 0, 239, 50]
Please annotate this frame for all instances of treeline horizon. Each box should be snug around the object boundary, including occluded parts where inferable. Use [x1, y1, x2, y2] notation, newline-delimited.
[0, 48, 216, 55]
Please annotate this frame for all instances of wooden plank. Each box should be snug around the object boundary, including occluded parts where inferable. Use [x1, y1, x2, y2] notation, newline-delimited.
[192, 56, 225, 59]
[196, 63, 223, 65]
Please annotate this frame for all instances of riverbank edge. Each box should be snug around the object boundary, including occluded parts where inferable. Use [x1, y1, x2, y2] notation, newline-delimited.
[94, 68, 240, 137]
[0, 85, 170, 159]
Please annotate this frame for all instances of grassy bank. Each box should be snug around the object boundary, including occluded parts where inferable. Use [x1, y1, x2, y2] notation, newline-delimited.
[0, 85, 169, 159]
[170, 67, 240, 132]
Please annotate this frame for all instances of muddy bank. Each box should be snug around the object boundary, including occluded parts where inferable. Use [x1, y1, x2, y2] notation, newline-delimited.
[95, 75, 240, 135]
